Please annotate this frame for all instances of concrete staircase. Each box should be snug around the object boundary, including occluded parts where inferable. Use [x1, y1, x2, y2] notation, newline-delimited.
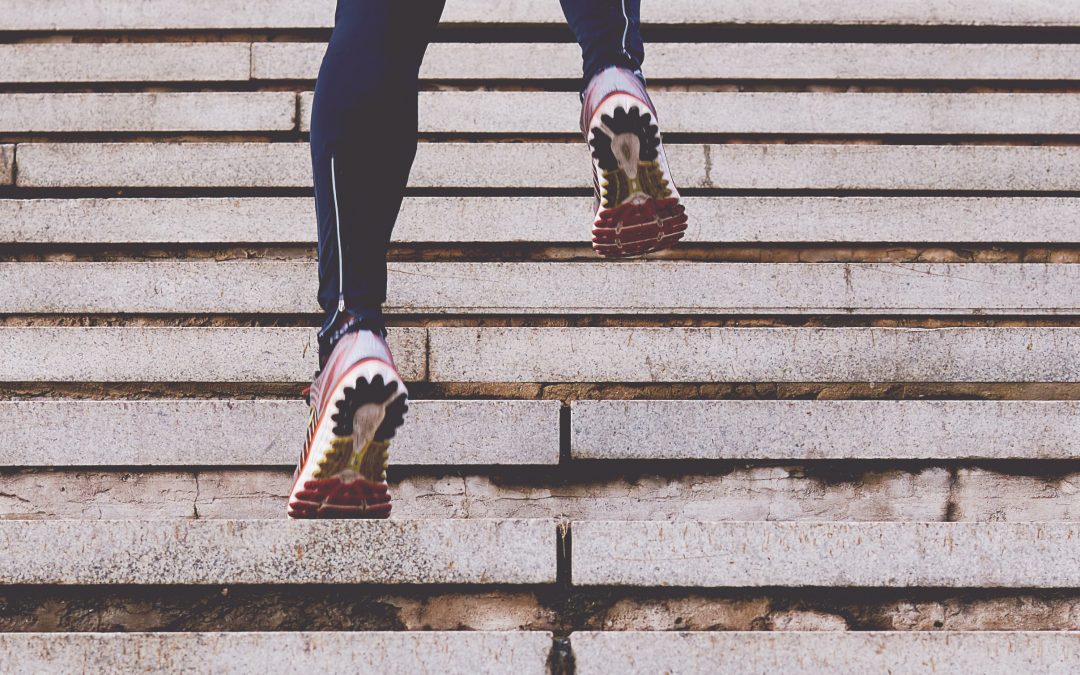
[2, 1, 1080, 673]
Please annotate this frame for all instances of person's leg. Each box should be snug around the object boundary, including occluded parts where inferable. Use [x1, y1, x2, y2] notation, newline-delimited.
[292, 0, 445, 519]
[310, 0, 445, 364]
[559, 0, 645, 88]
[559, 0, 688, 258]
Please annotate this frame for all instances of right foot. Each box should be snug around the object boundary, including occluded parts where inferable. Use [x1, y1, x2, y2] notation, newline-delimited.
[288, 329, 408, 519]
[581, 66, 688, 258]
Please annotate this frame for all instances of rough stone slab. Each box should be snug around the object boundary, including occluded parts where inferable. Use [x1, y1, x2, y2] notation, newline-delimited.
[0, 145, 11, 185]
[0, 632, 552, 675]
[300, 91, 1080, 135]
[427, 327, 1080, 383]
[256, 42, 1080, 81]
[9, 0, 1080, 29]
[951, 469, 1080, 522]
[572, 400, 1080, 460]
[0, 197, 313, 244]
[0, 43, 251, 83]
[20, 142, 1080, 190]
[0, 327, 426, 382]
[572, 521, 1080, 587]
[8, 261, 1080, 316]
[5, 196, 1080, 245]
[0, 519, 556, 584]
[0, 399, 560, 466]
[0, 93, 295, 133]
[0, 468, 951, 522]
[571, 631, 1080, 675]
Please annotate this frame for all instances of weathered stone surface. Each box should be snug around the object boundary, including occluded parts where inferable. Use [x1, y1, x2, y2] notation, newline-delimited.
[0, 93, 295, 133]
[0, 632, 553, 675]
[427, 327, 1080, 383]
[255, 42, 1080, 81]
[299, 91, 1080, 135]
[571, 631, 1080, 675]
[19, 142, 1080, 190]
[571, 400, 1080, 460]
[572, 521, 1080, 587]
[0, 145, 11, 186]
[0, 43, 252, 83]
[8, 0, 1080, 29]
[5, 196, 1080, 244]
[0, 327, 426, 382]
[0, 400, 560, 466]
[0, 198, 313, 244]
[951, 469, 1080, 521]
[0, 468, 951, 522]
[8, 261, 1080, 315]
[0, 519, 556, 584]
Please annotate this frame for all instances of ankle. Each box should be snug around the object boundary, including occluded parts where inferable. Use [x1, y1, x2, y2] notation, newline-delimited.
[318, 309, 386, 369]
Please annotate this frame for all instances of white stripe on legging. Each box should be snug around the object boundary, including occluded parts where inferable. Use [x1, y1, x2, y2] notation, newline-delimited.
[620, 0, 632, 61]
[321, 154, 345, 335]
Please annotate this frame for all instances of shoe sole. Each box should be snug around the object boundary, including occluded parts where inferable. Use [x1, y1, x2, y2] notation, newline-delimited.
[587, 94, 688, 259]
[287, 359, 408, 519]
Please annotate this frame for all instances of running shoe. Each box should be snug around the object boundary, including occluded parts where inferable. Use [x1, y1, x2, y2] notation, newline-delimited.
[581, 66, 688, 258]
[288, 327, 408, 518]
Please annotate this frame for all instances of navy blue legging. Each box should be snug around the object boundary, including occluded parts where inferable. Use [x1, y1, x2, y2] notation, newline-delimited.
[310, 0, 644, 340]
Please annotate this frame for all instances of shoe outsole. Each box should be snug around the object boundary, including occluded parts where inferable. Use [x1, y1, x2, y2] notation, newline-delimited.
[288, 364, 408, 519]
[588, 98, 686, 259]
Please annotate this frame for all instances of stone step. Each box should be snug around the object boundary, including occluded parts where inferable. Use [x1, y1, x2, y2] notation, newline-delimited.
[425, 327, 1080, 383]
[6, 0, 1080, 30]
[11, 91, 1080, 135]
[252, 42, 1080, 82]
[0, 468, 957, 521]
[4, 196, 1080, 244]
[571, 521, 1080, 587]
[0, 399, 560, 467]
[300, 91, 1080, 135]
[0, 145, 11, 184]
[16, 142, 1080, 190]
[6, 261, 1080, 315]
[571, 400, 1080, 460]
[7, 42, 1079, 84]
[0, 632, 554, 675]
[0, 519, 556, 584]
[0, 93, 295, 133]
[4, 327, 1077, 383]
[570, 631, 1080, 675]
[2, 399, 1065, 467]
[0, 327, 424, 382]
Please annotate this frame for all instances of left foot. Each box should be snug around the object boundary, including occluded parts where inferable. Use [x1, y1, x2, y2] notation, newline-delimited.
[581, 67, 688, 258]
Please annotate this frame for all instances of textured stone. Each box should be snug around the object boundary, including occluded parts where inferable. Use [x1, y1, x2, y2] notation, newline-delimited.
[300, 91, 1080, 135]
[0, 519, 556, 584]
[0, 327, 426, 382]
[4, 196, 1080, 244]
[427, 327, 1080, 383]
[8, 1, 1080, 29]
[0, 145, 11, 186]
[255, 42, 1080, 81]
[0, 400, 560, 466]
[19, 142, 1080, 190]
[0, 93, 295, 133]
[571, 631, 1080, 675]
[9, 261, 1080, 316]
[951, 469, 1080, 522]
[0, 632, 553, 675]
[572, 521, 1080, 587]
[571, 400, 1080, 460]
[0, 43, 251, 83]
[0, 468, 951, 522]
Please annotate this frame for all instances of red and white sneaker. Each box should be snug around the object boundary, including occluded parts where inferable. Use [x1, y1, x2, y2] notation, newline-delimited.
[288, 328, 408, 519]
[582, 67, 688, 258]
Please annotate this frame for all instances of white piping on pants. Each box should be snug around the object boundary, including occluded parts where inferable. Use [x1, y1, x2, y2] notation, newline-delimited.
[320, 154, 346, 335]
[620, 0, 632, 61]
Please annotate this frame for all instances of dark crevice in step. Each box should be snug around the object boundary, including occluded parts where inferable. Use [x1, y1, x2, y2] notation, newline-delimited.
[5, 381, 1080, 403]
[4, 585, 1080, 633]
